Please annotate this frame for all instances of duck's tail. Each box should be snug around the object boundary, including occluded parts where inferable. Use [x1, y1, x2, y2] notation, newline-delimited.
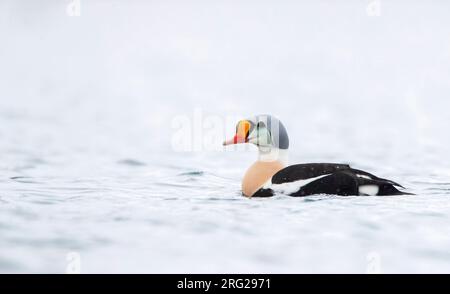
[377, 182, 415, 196]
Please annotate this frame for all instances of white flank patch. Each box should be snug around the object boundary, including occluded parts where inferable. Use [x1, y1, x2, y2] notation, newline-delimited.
[357, 174, 371, 179]
[359, 185, 379, 196]
[266, 174, 331, 195]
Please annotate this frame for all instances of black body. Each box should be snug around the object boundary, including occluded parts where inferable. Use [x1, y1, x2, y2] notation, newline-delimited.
[252, 163, 410, 197]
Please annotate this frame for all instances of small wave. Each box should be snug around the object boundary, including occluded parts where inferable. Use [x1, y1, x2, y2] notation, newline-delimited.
[426, 187, 450, 191]
[154, 181, 197, 188]
[177, 171, 205, 176]
[302, 197, 329, 202]
[10, 176, 39, 184]
[411, 181, 450, 186]
[204, 196, 242, 201]
[0, 257, 24, 272]
[117, 159, 146, 166]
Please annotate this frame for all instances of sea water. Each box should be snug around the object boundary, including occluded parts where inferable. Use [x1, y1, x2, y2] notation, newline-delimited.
[1, 1, 449, 273]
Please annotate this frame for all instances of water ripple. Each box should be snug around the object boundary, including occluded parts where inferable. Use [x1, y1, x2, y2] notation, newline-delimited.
[117, 159, 147, 166]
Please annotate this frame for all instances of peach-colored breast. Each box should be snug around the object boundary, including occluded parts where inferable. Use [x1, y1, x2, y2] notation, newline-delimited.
[241, 161, 285, 197]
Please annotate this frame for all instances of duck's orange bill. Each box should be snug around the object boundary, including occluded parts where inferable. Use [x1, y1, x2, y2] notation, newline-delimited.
[223, 120, 251, 145]
[223, 135, 247, 145]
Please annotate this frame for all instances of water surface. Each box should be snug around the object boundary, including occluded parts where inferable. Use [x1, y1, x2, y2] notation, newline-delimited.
[1, 0, 450, 273]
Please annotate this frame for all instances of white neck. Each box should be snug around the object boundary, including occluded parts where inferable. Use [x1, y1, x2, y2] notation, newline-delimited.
[257, 147, 289, 165]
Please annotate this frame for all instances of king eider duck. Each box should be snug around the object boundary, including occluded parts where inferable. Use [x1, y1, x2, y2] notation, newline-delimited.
[223, 114, 410, 197]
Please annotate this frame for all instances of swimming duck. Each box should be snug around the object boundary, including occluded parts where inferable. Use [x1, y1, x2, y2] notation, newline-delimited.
[223, 114, 410, 197]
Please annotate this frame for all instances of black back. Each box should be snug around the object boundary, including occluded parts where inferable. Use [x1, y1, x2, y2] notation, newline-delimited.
[252, 163, 409, 197]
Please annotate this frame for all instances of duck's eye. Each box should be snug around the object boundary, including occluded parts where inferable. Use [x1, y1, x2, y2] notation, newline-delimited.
[256, 122, 266, 133]
[254, 122, 272, 145]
